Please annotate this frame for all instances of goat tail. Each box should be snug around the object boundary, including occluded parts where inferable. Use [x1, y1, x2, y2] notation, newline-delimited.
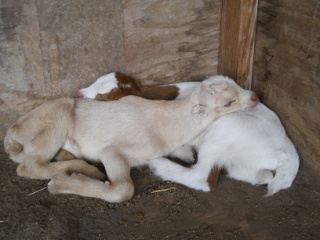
[266, 137, 300, 196]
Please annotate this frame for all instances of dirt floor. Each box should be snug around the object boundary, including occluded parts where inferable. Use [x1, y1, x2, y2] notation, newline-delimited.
[0, 142, 319, 240]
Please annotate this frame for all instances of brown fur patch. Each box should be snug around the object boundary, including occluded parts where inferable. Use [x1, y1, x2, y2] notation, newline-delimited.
[207, 166, 220, 191]
[140, 85, 179, 100]
[95, 88, 138, 101]
[94, 73, 180, 101]
[94, 72, 143, 101]
[115, 72, 141, 92]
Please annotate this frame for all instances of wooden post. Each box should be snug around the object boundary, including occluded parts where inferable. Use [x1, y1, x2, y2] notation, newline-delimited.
[218, 0, 258, 90]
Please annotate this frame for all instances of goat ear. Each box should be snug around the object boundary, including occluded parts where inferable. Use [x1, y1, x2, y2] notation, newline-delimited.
[193, 105, 208, 118]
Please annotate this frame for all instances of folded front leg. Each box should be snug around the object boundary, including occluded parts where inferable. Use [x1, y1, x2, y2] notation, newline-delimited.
[48, 147, 134, 202]
[149, 158, 212, 191]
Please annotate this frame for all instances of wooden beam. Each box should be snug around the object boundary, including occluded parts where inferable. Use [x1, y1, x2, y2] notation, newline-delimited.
[218, 0, 258, 90]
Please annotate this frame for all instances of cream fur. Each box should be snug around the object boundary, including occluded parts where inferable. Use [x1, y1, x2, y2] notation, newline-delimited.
[77, 72, 299, 196]
[4, 76, 257, 202]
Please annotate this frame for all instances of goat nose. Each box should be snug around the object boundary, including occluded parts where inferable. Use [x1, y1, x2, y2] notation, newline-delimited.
[251, 93, 259, 102]
[77, 91, 84, 98]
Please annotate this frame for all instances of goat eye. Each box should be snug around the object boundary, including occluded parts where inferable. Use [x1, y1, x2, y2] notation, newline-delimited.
[224, 100, 235, 107]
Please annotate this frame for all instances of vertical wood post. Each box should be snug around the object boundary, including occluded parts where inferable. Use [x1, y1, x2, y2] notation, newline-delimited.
[218, 0, 258, 90]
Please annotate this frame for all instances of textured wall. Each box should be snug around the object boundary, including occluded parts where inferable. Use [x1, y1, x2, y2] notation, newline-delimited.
[123, 0, 221, 85]
[0, 0, 125, 138]
[0, 0, 221, 139]
[253, 0, 320, 172]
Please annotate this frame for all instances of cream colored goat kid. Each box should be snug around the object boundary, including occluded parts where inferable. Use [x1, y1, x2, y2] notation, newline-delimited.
[5, 76, 258, 202]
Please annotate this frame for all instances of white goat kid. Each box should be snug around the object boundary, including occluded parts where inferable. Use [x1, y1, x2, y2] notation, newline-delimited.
[149, 103, 299, 196]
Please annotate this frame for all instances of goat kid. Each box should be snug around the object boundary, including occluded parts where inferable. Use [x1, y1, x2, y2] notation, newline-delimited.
[77, 72, 199, 101]
[79, 72, 300, 196]
[4, 76, 258, 202]
[149, 103, 299, 196]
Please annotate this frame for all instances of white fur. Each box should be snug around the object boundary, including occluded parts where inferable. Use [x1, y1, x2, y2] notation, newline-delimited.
[78, 73, 299, 195]
[149, 103, 299, 196]
[78, 72, 118, 98]
[167, 82, 200, 99]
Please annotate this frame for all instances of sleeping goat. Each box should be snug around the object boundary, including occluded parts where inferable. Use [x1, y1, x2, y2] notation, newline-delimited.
[77, 72, 299, 196]
[4, 75, 258, 202]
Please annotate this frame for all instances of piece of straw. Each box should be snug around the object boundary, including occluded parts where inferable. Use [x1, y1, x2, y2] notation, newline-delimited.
[28, 187, 48, 196]
[151, 187, 177, 193]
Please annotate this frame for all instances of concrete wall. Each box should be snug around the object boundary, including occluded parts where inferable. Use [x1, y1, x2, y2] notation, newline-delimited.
[0, 0, 221, 138]
[253, 0, 320, 173]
